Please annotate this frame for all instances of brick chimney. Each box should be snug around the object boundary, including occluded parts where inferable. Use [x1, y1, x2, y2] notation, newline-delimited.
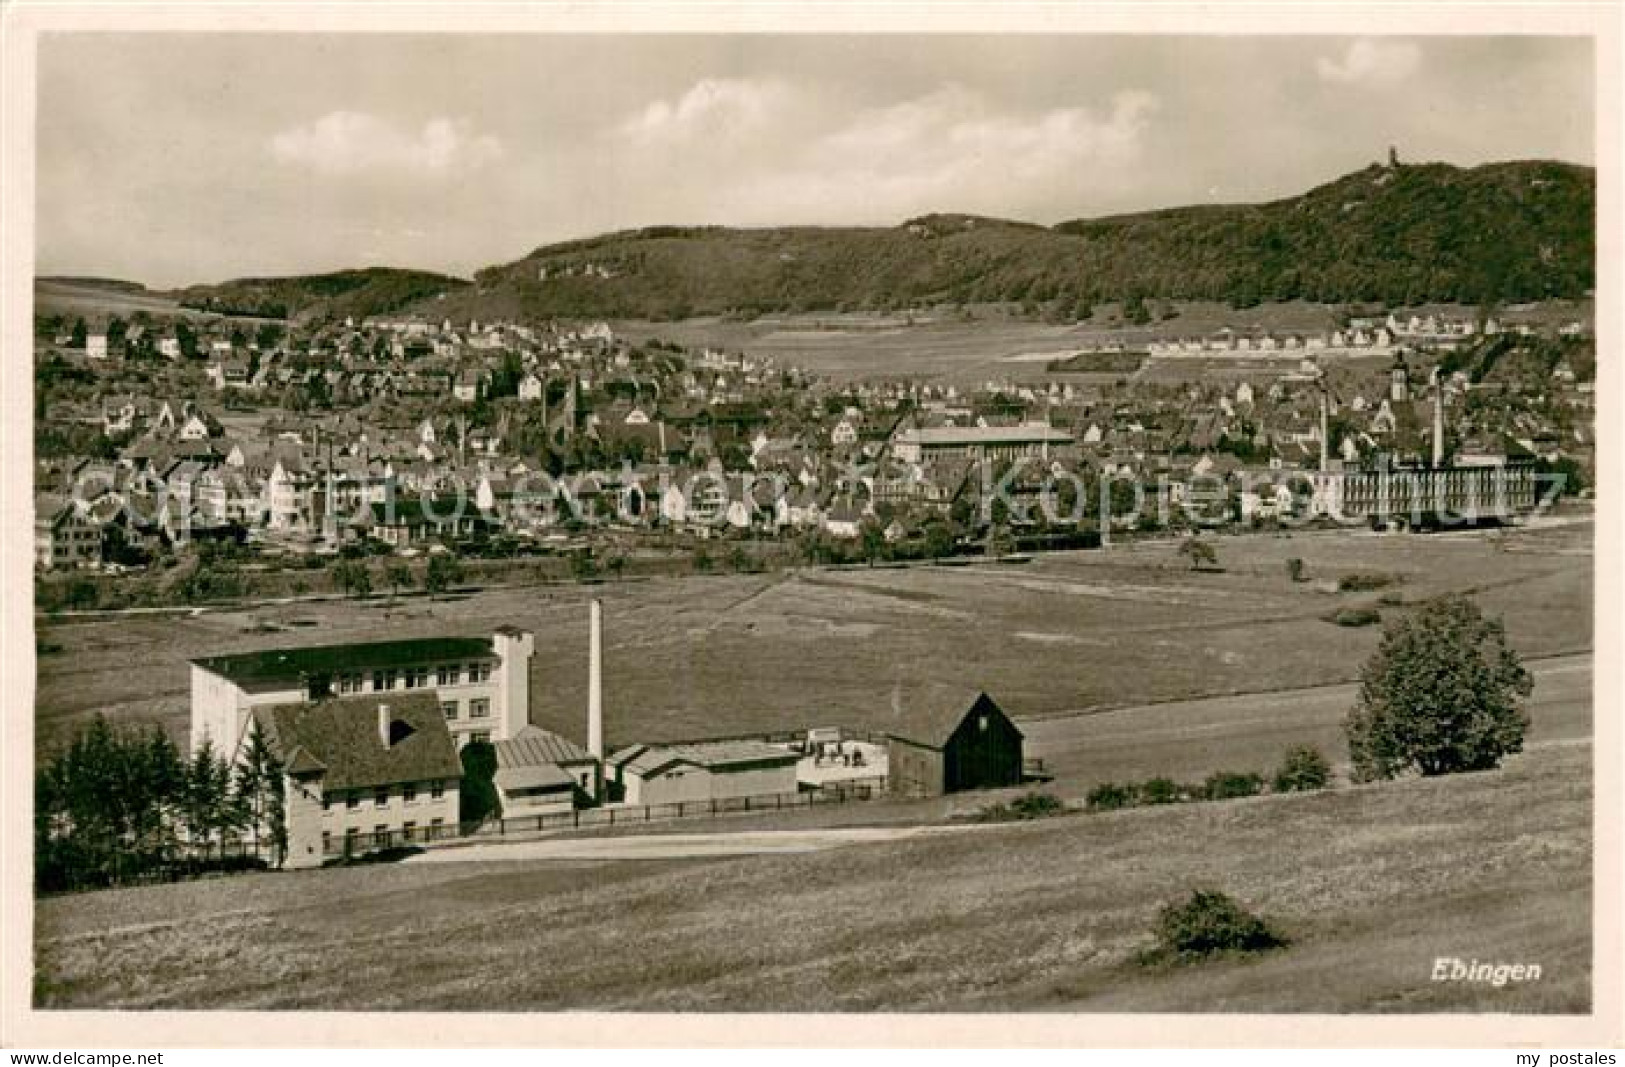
[378, 703, 391, 748]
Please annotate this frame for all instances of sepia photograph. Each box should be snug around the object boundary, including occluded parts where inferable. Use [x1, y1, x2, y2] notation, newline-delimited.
[3, 1, 1619, 1048]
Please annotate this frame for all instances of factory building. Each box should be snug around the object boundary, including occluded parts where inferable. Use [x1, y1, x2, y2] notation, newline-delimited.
[255, 691, 463, 869]
[189, 627, 534, 759]
[892, 424, 1074, 465]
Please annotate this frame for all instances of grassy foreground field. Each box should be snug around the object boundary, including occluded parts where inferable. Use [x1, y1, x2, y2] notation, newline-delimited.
[34, 741, 1590, 1011]
[34, 519, 1593, 759]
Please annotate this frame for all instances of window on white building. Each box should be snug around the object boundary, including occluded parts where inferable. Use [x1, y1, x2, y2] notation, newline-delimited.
[403, 783, 417, 804]
[374, 786, 389, 807]
[437, 665, 460, 687]
[430, 780, 445, 800]
[441, 700, 458, 720]
[470, 698, 490, 719]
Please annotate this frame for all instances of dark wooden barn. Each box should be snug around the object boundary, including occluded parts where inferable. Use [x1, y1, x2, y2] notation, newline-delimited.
[884, 689, 1025, 798]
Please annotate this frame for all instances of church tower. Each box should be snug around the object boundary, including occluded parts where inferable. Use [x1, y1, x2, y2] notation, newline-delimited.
[1390, 352, 1411, 403]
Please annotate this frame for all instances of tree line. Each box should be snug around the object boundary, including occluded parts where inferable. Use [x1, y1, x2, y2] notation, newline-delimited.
[35, 717, 286, 894]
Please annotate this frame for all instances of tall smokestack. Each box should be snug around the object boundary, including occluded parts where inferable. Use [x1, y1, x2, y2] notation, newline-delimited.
[377, 703, 391, 748]
[588, 599, 603, 762]
[1431, 369, 1445, 468]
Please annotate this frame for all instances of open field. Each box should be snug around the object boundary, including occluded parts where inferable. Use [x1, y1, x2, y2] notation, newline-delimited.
[34, 279, 282, 326]
[615, 302, 1351, 385]
[35, 519, 1592, 770]
[1025, 654, 1589, 794]
[34, 740, 1590, 1011]
[611, 298, 1592, 384]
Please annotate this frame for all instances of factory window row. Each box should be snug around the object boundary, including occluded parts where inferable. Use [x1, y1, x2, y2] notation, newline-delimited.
[322, 779, 450, 812]
[332, 661, 496, 695]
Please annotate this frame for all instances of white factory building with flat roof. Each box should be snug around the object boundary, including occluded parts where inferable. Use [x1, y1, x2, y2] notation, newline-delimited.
[189, 627, 535, 760]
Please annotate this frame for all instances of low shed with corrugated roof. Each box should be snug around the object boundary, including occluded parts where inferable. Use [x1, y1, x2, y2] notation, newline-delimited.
[606, 738, 800, 807]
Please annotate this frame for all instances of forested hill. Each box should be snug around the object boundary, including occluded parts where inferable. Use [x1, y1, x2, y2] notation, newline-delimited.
[176, 268, 470, 323]
[423, 158, 1591, 322]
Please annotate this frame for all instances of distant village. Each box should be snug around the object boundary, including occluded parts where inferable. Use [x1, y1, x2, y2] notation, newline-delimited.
[34, 304, 1594, 577]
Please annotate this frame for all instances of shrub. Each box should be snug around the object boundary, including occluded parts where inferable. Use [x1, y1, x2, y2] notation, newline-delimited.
[971, 792, 1069, 822]
[1086, 782, 1138, 811]
[1338, 571, 1397, 592]
[1286, 557, 1307, 583]
[1273, 746, 1332, 793]
[1202, 771, 1264, 800]
[1377, 590, 1406, 607]
[1009, 792, 1067, 819]
[1327, 607, 1382, 627]
[1140, 777, 1181, 805]
[1148, 889, 1287, 963]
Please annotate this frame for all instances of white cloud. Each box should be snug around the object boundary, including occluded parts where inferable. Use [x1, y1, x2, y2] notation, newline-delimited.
[607, 80, 1160, 223]
[269, 112, 504, 176]
[619, 78, 795, 146]
[1316, 39, 1422, 86]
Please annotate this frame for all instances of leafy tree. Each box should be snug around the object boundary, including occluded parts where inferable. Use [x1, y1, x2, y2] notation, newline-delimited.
[458, 741, 502, 826]
[330, 559, 372, 598]
[1344, 594, 1532, 780]
[385, 561, 413, 601]
[921, 519, 957, 560]
[985, 524, 1015, 559]
[859, 520, 887, 566]
[1178, 536, 1218, 571]
[175, 320, 199, 360]
[70, 318, 87, 349]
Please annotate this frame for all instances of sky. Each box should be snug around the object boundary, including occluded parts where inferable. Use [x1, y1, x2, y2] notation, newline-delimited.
[34, 33, 1594, 288]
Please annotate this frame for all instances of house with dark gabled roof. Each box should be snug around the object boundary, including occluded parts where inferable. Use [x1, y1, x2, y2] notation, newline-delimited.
[883, 687, 1025, 798]
[256, 691, 463, 868]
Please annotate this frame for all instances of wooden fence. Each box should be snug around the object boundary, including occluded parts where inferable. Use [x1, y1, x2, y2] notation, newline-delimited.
[323, 777, 889, 859]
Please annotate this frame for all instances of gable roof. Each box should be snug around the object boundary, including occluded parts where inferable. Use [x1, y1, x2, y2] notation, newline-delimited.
[192, 635, 496, 688]
[883, 687, 1020, 749]
[608, 738, 797, 777]
[495, 725, 594, 769]
[256, 691, 462, 791]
